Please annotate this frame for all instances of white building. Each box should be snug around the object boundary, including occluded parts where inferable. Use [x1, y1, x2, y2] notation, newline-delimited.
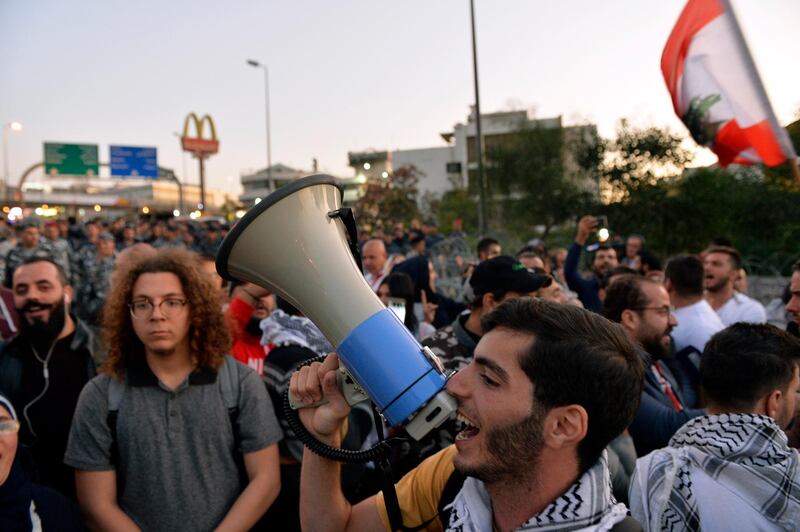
[347, 108, 599, 203]
[239, 163, 307, 204]
[239, 163, 360, 206]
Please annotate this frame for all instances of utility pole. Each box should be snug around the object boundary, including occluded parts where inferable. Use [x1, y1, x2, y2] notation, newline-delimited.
[470, 0, 488, 235]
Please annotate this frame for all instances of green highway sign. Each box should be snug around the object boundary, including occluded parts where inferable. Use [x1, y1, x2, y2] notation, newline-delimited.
[44, 142, 99, 176]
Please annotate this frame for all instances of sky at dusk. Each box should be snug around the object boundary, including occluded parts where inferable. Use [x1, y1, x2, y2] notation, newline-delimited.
[2, 0, 798, 195]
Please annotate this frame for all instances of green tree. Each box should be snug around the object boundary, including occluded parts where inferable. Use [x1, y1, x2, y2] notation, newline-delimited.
[603, 166, 800, 274]
[602, 119, 693, 200]
[354, 165, 421, 229]
[486, 123, 599, 239]
[436, 188, 478, 234]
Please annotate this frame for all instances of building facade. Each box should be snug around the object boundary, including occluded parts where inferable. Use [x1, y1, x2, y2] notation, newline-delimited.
[347, 108, 599, 204]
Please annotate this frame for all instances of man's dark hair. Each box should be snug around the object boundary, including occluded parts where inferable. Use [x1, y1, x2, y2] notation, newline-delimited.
[477, 237, 499, 257]
[639, 249, 662, 272]
[665, 255, 704, 298]
[792, 259, 800, 273]
[701, 323, 800, 411]
[602, 274, 654, 323]
[481, 298, 644, 473]
[16, 256, 69, 286]
[705, 246, 742, 270]
[599, 266, 638, 290]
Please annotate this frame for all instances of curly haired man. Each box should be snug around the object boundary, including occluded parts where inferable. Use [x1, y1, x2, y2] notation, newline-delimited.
[65, 248, 282, 531]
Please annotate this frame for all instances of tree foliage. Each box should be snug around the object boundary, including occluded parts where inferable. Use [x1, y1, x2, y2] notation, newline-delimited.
[486, 123, 598, 239]
[601, 119, 693, 200]
[601, 166, 800, 274]
[354, 165, 421, 230]
[436, 188, 478, 235]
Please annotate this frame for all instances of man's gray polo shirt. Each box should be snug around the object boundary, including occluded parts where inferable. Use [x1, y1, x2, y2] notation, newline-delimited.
[65, 357, 282, 531]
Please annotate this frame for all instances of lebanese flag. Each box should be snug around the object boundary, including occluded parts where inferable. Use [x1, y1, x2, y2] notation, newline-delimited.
[661, 0, 797, 167]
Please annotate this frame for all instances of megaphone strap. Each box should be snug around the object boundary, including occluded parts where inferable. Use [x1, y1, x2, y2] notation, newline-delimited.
[328, 207, 363, 272]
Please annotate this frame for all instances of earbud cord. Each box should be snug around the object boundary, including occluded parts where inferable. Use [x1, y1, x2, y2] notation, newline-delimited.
[22, 339, 58, 442]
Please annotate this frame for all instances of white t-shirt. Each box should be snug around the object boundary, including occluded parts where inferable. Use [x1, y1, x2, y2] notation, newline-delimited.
[715, 292, 767, 326]
[672, 300, 726, 354]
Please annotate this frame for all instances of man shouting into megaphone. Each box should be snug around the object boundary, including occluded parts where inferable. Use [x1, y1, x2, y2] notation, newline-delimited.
[291, 298, 645, 532]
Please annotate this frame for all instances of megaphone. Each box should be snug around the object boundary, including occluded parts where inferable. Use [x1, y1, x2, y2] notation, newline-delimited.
[216, 175, 455, 440]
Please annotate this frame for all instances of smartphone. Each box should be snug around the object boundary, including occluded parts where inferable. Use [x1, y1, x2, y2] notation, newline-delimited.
[595, 215, 610, 243]
[388, 297, 407, 323]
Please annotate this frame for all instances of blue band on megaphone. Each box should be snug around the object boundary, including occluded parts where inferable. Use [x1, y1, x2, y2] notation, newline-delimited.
[337, 308, 448, 427]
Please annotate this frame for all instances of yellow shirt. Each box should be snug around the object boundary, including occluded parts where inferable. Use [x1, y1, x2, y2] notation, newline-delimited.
[375, 445, 458, 532]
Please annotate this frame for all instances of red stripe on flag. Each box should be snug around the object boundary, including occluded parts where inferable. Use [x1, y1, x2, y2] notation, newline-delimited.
[714, 119, 788, 167]
[661, 0, 725, 114]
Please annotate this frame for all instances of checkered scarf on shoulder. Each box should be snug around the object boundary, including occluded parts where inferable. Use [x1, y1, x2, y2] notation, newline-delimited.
[445, 451, 628, 531]
[646, 414, 800, 531]
[259, 309, 333, 356]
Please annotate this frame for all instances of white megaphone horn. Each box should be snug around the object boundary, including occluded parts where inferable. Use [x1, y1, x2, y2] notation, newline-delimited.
[216, 175, 455, 440]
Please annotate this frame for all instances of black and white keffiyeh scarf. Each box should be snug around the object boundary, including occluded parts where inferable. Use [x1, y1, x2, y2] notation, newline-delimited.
[644, 414, 800, 531]
[444, 451, 628, 531]
[259, 309, 333, 356]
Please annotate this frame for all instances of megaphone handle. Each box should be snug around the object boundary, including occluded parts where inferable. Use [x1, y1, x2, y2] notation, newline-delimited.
[288, 364, 369, 410]
[328, 208, 363, 272]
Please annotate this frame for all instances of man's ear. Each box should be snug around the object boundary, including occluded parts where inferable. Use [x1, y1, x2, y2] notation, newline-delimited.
[663, 278, 673, 293]
[764, 389, 783, 419]
[64, 286, 74, 304]
[481, 292, 497, 311]
[542, 404, 588, 449]
[620, 308, 639, 334]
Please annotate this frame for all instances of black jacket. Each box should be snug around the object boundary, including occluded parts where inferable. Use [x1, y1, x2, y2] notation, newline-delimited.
[0, 316, 105, 408]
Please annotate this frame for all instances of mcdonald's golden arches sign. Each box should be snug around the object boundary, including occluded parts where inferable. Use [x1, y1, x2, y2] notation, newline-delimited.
[181, 112, 219, 156]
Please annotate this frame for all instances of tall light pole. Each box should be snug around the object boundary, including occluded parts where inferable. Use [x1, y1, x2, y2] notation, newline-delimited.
[246, 59, 273, 192]
[2, 121, 22, 205]
[469, 0, 488, 236]
[172, 131, 187, 214]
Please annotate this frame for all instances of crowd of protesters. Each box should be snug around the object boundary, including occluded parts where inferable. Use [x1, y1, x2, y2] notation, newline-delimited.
[0, 210, 798, 531]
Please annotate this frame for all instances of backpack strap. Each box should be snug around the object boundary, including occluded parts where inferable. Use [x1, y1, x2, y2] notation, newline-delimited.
[219, 355, 241, 410]
[106, 376, 126, 466]
[219, 356, 246, 486]
[437, 469, 467, 529]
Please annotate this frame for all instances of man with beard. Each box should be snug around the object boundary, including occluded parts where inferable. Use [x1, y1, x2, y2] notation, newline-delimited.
[291, 298, 645, 532]
[630, 323, 800, 530]
[565, 215, 619, 313]
[703, 246, 766, 326]
[0, 257, 104, 498]
[604, 274, 704, 457]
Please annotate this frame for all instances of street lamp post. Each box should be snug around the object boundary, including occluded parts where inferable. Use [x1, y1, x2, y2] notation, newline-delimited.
[172, 131, 187, 215]
[2, 121, 22, 205]
[469, 0, 487, 236]
[246, 59, 273, 192]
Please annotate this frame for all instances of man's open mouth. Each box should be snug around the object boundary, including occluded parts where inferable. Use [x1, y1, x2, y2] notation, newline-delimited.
[455, 412, 480, 441]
